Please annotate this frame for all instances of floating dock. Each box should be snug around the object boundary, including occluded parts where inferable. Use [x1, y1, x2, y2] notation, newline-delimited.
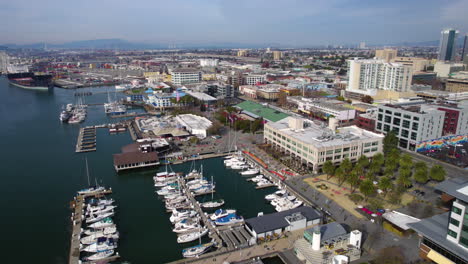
[68, 189, 117, 264]
[76, 127, 97, 153]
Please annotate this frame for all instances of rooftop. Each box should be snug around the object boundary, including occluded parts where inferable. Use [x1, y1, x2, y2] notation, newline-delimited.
[267, 117, 384, 148]
[304, 222, 348, 242]
[186, 91, 217, 101]
[245, 206, 322, 234]
[175, 114, 212, 131]
[235, 101, 289, 122]
[113, 152, 158, 166]
[435, 178, 468, 202]
[172, 68, 201, 73]
[382, 211, 421, 231]
[408, 213, 468, 261]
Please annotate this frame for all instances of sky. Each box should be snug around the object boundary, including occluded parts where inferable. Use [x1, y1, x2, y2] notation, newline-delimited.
[1, 0, 468, 46]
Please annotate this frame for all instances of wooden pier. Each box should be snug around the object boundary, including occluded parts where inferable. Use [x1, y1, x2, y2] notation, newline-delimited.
[76, 127, 97, 153]
[68, 189, 115, 264]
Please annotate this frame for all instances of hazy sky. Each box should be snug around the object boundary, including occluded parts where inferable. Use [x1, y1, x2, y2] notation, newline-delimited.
[1, 0, 467, 45]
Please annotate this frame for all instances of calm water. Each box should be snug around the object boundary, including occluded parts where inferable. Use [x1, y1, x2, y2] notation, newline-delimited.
[0, 77, 275, 264]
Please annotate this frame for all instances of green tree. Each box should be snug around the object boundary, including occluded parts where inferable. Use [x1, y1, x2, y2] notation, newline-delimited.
[429, 165, 446, 181]
[397, 175, 412, 188]
[322, 160, 335, 180]
[398, 166, 412, 179]
[347, 171, 361, 193]
[414, 165, 428, 184]
[372, 153, 385, 167]
[414, 161, 427, 171]
[357, 155, 369, 169]
[378, 176, 392, 195]
[399, 153, 413, 169]
[361, 95, 374, 104]
[383, 131, 399, 154]
[359, 180, 376, 200]
[340, 158, 352, 174]
[335, 167, 346, 186]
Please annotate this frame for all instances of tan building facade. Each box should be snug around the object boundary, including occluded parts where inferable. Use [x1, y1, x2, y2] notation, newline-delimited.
[391, 57, 430, 72]
[375, 49, 397, 62]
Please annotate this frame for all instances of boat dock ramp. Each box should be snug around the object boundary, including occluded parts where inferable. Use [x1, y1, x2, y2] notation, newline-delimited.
[68, 189, 117, 264]
[218, 225, 252, 250]
[76, 127, 97, 153]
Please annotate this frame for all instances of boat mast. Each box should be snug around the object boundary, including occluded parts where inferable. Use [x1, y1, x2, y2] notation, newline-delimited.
[85, 157, 90, 186]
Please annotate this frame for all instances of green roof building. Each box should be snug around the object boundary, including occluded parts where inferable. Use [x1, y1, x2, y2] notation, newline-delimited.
[235, 101, 289, 122]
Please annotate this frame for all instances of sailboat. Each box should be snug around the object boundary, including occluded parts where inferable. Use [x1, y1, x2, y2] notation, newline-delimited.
[77, 158, 104, 195]
[154, 162, 177, 182]
[200, 176, 224, 209]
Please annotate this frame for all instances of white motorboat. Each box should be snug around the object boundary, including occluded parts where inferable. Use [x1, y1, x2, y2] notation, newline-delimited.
[87, 205, 117, 214]
[174, 218, 199, 228]
[210, 209, 236, 221]
[250, 175, 265, 182]
[182, 242, 214, 258]
[154, 179, 177, 187]
[170, 210, 198, 223]
[240, 169, 259, 176]
[85, 249, 115, 261]
[214, 214, 244, 226]
[177, 228, 209, 243]
[231, 164, 249, 170]
[88, 217, 114, 229]
[200, 199, 225, 209]
[166, 201, 191, 210]
[83, 226, 117, 236]
[257, 180, 272, 187]
[81, 238, 117, 252]
[173, 224, 202, 234]
[78, 186, 105, 195]
[87, 198, 114, 207]
[80, 232, 119, 245]
[86, 212, 114, 224]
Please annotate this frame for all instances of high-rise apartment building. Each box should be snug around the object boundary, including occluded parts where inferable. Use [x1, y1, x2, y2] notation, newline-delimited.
[375, 49, 397, 62]
[462, 34, 468, 64]
[438, 28, 459, 61]
[273, 51, 283, 61]
[347, 58, 413, 96]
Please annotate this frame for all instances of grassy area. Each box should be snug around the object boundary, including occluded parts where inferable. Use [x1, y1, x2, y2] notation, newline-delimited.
[303, 174, 414, 218]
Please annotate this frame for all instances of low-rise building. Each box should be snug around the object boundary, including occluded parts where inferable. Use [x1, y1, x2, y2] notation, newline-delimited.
[391, 57, 430, 72]
[245, 206, 322, 241]
[175, 114, 212, 138]
[264, 117, 384, 171]
[245, 74, 266, 85]
[434, 61, 465, 78]
[171, 69, 202, 85]
[409, 178, 468, 264]
[447, 72, 468, 92]
[294, 222, 362, 264]
[239, 85, 258, 99]
[288, 97, 356, 121]
[235, 101, 289, 122]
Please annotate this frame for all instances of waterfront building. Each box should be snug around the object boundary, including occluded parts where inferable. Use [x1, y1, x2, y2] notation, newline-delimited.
[438, 28, 459, 62]
[433, 61, 465, 78]
[146, 93, 177, 109]
[264, 117, 384, 171]
[288, 97, 356, 121]
[245, 74, 266, 85]
[273, 51, 283, 61]
[409, 178, 468, 264]
[175, 114, 212, 138]
[294, 222, 362, 264]
[235, 101, 289, 122]
[346, 58, 413, 98]
[113, 141, 163, 172]
[245, 207, 322, 241]
[171, 69, 202, 85]
[375, 49, 397, 62]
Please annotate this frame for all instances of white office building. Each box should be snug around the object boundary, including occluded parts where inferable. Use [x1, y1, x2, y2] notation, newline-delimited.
[375, 104, 444, 150]
[199, 59, 219, 67]
[288, 97, 356, 121]
[347, 58, 413, 96]
[171, 69, 202, 85]
[245, 74, 266, 85]
[175, 114, 212, 138]
[264, 117, 384, 172]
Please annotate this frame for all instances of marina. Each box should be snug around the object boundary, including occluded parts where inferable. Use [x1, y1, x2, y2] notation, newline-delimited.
[76, 126, 97, 153]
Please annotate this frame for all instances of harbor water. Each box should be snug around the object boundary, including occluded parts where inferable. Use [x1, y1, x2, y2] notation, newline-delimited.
[0, 78, 276, 263]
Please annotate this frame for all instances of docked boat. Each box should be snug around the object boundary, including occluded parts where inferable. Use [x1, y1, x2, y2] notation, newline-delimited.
[81, 237, 117, 252]
[87, 205, 116, 214]
[214, 213, 244, 226]
[87, 198, 114, 207]
[59, 110, 71, 122]
[173, 224, 202, 234]
[231, 164, 249, 170]
[86, 211, 114, 224]
[88, 217, 114, 229]
[77, 186, 105, 195]
[200, 199, 225, 209]
[174, 218, 199, 228]
[83, 226, 117, 236]
[240, 169, 259, 176]
[210, 209, 236, 221]
[85, 249, 115, 261]
[182, 242, 214, 258]
[170, 210, 198, 223]
[7, 71, 53, 91]
[115, 83, 132, 90]
[80, 232, 119, 245]
[257, 180, 272, 187]
[177, 228, 209, 243]
[166, 200, 191, 210]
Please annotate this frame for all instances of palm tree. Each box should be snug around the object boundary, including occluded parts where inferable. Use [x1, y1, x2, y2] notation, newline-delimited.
[322, 160, 335, 180]
[347, 171, 360, 193]
[414, 161, 427, 171]
[335, 167, 346, 186]
[397, 175, 412, 188]
[340, 158, 352, 174]
[414, 165, 428, 184]
[378, 176, 392, 197]
[357, 155, 369, 169]
[372, 153, 384, 167]
[399, 153, 413, 169]
[398, 166, 412, 179]
[359, 180, 375, 200]
[429, 165, 446, 182]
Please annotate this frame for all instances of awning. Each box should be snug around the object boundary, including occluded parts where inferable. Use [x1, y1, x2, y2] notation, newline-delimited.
[427, 250, 455, 264]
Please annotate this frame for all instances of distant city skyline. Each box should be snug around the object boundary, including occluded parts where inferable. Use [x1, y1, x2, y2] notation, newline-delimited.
[1, 0, 468, 46]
